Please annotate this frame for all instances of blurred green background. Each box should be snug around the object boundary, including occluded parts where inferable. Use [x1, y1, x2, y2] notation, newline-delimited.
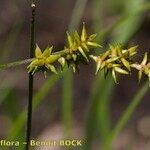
[0, 0, 150, 150]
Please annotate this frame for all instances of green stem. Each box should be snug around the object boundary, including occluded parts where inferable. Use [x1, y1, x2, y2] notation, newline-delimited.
[25, 1, 36, 150]
[0, 49, 68, 71]
[0, 59, 32, 71]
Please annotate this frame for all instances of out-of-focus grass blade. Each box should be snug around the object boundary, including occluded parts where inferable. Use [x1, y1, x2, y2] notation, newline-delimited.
[62, 68, 73, 137]
[0, 88, 13, 105]
[84, 75, 114, 150]
[103, 82, 149, 150]
[0, 17, 24, 148]
[108, 0, 126, 12]
[97, 2, 150, 42]
[4, 75, 60, 150]
[84, 73, 103, 150]
[84, 73, 114, 150]
[0, 20, 23, 62]
[96, 76, 114, 139]
[0, 19, 23, 124]
[92, 0, 103, 32]
[3, 89, 20, 120]
[69, 0, 88, 30]
[4, 75, 59, 149]
[112, 0, 145, 44]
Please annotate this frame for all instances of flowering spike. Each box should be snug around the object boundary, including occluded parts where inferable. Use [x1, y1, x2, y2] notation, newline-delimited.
[87, 41, 102, 48]
[46, 55, 61, 64]
[112, 69, 117, 83]
[32, 66, 38, 75]
[128, 45, 138, 56]
[74, 31, 80, 45]
[72, 54, 77, 61]
[35, 45, 42, 58]
[67, 32, 73, 48]
[42, 46, 53, 57]
[138, 70, 142, 83]
[27, 24, 150, 85]
[106, 57, 119, 63]
[28, 66, 34, 73]
[78, 46, 89, 62]
[121, 58, 130, 70]
[96, 60, 101, 74]
[110, 46, 117, 57]
[142, 52, 148, 65]
[49, 46, 53, 54]
[89, 34, 97, 41]
[89, 55, 98, 62]
[58, 57, 66, 67]
[81, 43, 89, 51]
[100, 62, 106, 70]
[81, 23, 87, 42]
[114, 67, 128, 74]
[46, 64, 57, 74]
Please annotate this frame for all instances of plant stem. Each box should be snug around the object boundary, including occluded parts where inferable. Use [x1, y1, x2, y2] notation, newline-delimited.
[0, 59, 32, 71]
[0, 50, 67, 71]
[25, 1, 36, 150]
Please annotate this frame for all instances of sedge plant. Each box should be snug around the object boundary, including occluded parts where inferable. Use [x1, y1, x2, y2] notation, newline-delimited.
[27, 26, 150, 84]
[0, 1, 150, 150]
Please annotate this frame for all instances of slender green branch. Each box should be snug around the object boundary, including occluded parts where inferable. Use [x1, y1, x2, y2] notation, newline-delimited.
[0, 49, 67, 71]
[0, 59, 32, 71]
[25, 1, 36, 150]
